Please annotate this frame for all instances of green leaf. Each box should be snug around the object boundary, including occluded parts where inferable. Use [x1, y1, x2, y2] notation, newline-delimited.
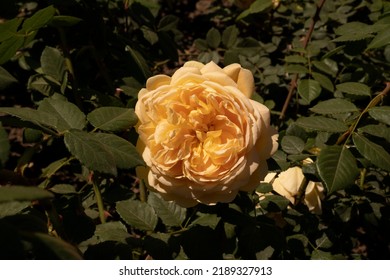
[0, 186, 54, 203]
[0, 107, 58, 132]
[206, 28, 221, 49]
[368, 106, 390, 125]
[296, 116, 348, 132]
[38, 97, 86, 132]
[125, 45, 151, 80]
[21, 5, 56, 32]
[285, 64, 309, 74]
[285, 55, 307, 64]
[91, 133, 145, 169]
[0, 66, 18, 90]
[336, 82, 371, 96]
[116, 199, 157, 231]
[49, 15, 83, 27]
[0, 201, 31, 218]
[141, 26, 159, 45]
[352, 133, 390, 172]
[93, 221, 131, 243]
[312, 60, 338, 77]
[0, 18, 23, 42]
[259, 195, 290, 211]
[256, 182, 273, 193]
[317, 145, 359, 194]
[27, 74, 56, 96]
[237, 0, 273, 21]
[87, 107, 138, 132]
[40, 47, 66, 83]
[333, 33, 374, 42]
[190, 213, 221, 230]
[297, 79, 322, 105]
[158, 15, 179, 32]
[0, 37, 24, 65]
[358, 124, 390, 142]
[281, 135, 305, 155]
[147, 192, 186, 227]
[222, 25, 239, 48]
[40, 157, 70, 178]
[64, 130, 117, 175]
[194, 39, 208, 51]
[367, 29, 390, 49]
[0, 122, 10, 165]
[312, 72, 334, 92]
[26, 232, 83, 260]
[310, 99, 359, 114]
[49, 184, 77, 194]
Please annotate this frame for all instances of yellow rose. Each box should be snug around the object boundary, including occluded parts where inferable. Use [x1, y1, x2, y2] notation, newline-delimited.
[135, 61, 278, 207]
[272, 166, 324, 214]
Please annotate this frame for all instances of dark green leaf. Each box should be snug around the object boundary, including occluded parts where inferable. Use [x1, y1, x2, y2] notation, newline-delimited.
[312, 60, 338, 77]
[64, 130, 117, 175]
[26, 232, 83, 260]
[237, 0, 273, 21]
[296, 116, 348, 132]
[147, 192, 186, 227]
[368, 106, 390, 125]
[310, 99, 359, 114]
[94, 221, 131, 243]
[0, 18, 23, 42]
[0, 66, 18, 90]
[222, 25, 239, 48]
[317, 145, 359, 193]
[256, 183, 273, 193]
[116, 199, 157, 231]
[285, 64, 309, 74]
[259, 195, 290, 211]
[0, 107, 58, 132]
[141, 26, 158, 45]
[0, 201, 30, 218]
[333, 33, 374, 42]
[194, 39, 208, 51]
[358, 124, 390, 142]
[190, 213, 221, 230]
[312, 72, 334, 92]
[0, 37, 24, 65]
[297, 79, 322, 105]
[27, 74, 56, 96]
[38, 97, 86, 132]
[21, 5, 56, 32]
[0, 186, 54, 202]
[281, 135, 305, 155]
[40, 47, 66, 83]
[336, 82, 371, 96]
[206, 28, 221, 49]
[352, 133, 390, 172]
[40, 157, 70, 178]
[125, 45, 151, 80]
[0, 122, 10, 165]
[158, 15, 179, 32]
[49, 184, 77, 194]
[367, 29, 390, 49]
[90, 133, 145, 169]
[285, 55, 307, 64]
[87, 107, 138, 132]
[49, 15, 82, 27]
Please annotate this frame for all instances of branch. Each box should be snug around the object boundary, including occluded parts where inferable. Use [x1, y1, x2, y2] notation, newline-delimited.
[279, 0, 327, 120]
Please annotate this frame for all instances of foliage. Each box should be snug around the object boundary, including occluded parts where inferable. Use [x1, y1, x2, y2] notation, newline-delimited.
[0, 0, 389, 260]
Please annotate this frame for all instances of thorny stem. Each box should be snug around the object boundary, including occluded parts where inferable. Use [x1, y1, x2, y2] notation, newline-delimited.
[336, 82, 390, 145]
[279, 0, 327, 120]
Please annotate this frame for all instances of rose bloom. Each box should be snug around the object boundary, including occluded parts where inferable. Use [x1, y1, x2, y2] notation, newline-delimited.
[272, 166, 324, 214]
[135, 61, 278, 207]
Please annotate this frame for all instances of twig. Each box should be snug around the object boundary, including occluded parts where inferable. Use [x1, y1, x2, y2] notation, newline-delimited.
[279, 0, 327, 120]
[336, 82, 390, 145]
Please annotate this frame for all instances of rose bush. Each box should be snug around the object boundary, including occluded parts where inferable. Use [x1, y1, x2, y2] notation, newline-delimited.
[135, 61, 278, 207]
[272, 166, 324, 214]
